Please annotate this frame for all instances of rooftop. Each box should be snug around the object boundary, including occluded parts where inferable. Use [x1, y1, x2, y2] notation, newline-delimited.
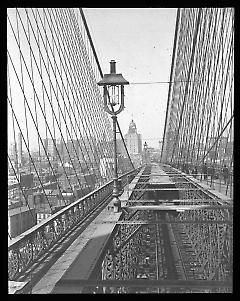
[8, 206, 35, 216]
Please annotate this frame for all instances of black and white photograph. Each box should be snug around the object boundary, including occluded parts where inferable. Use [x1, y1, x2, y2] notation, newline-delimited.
[7, 8, 233, 294]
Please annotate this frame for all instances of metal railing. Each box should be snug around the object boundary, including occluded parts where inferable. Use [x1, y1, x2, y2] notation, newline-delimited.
[8, 167, 141, 281]
[167, 163, 233, 198]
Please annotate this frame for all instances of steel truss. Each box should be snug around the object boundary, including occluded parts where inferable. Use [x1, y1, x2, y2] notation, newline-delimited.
[86, 165, 232, 293]
[8, 169, 140, 283]
[162, 165, 232, 291]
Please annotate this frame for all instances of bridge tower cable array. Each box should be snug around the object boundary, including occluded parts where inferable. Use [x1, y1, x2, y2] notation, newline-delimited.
[162, 8, 234, 197]
[7, 8, 134, 238]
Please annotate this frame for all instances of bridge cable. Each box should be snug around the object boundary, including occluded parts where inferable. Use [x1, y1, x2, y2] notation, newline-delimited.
[79, 8, 135, 170]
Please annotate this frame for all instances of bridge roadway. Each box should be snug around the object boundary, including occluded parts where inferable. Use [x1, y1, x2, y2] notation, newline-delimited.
[9, 164, 232, 293]
[25, 165, 173, 293]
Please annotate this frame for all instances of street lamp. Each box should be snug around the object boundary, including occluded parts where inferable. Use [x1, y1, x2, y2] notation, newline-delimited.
[98, 60, 129, 212]
[143, 141, 148, 164]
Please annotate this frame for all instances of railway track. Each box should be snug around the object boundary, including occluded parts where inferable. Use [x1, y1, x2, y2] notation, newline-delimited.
[130, 165, 226, 293]
[162, 166, 232, 292]
[133, 210, 185, 293]
[166, 168, 208, 282]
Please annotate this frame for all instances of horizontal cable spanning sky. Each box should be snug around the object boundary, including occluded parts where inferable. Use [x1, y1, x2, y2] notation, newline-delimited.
[84, 8, 177, 148]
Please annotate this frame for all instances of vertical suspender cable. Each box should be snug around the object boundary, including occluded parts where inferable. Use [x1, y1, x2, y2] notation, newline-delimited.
[161, 8, 180, 163]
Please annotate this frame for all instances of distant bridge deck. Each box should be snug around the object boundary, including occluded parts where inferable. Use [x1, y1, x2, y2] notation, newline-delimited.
[149, 165, 173, 184]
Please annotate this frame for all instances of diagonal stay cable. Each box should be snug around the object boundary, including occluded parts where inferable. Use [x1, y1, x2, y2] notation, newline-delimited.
[26, 11, 43, 176]
[33, 8, 100, 189]
[15, 10, 31, 174]
[7, 96, 55, 213]
[69, 9, 116, 180]
[79, 8, 135, 170]
[47, 8, 103, 188]
[74, 8, 127, 175]
[44, 8, 114, 184]
[8, 155, 36, 222]
[8, 10, 75, 205]
[58, 9, 109, 182]
[200, 114, 234, 163]
[17, 9, 86, 195]
[64, 9, 115, 170]
[67, 8, 125, 179]
[70, 8, 114, 160]
[7, 50, 57, 212]
[7, 46, 68, 208]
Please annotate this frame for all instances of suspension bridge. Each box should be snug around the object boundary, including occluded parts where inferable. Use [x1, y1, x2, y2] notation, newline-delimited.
[8, 8, 233, 294]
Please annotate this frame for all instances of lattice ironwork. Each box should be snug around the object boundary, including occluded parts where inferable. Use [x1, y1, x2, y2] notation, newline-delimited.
[8, 169, 140, 281]
[161, 165, 232, 292]
[88, 164, 232, 293]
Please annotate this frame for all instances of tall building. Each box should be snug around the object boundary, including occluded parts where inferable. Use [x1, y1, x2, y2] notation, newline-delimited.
[159, 140, 163, 151]
[124, 120, 142, 167]
[40, 138, 57, 158]
[17, 132, 22, 166]
[8, 142, 17, 159]
[56, 138, 64, 159]
[124, 120, 142, 155]
[8, 206, 36, 238]
[47, 138, 57, 158]
[159, 140, 163, 161]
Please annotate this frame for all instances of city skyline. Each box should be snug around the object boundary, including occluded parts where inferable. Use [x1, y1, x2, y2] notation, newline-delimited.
[8, 118, 163, 154]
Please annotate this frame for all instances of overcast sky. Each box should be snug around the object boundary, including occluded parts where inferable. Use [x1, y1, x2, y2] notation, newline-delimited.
[84, 8, 177, 148]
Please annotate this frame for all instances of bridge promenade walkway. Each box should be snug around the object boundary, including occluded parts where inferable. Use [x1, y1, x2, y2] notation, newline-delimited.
[9, 164, 232, 293]
[31, 201, 122, 293]
[30, 169, 145, 294]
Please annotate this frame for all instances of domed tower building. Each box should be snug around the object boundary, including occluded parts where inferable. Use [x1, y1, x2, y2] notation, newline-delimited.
[124, 120, 142, 166]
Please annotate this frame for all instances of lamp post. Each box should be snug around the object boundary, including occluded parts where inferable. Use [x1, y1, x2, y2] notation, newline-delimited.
[144, 141, 148, 164]
[98, 60, 129, 212]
